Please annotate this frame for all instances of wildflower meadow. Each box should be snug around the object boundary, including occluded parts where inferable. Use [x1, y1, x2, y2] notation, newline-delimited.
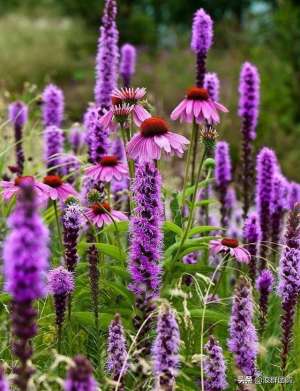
[0, 1, 300, 390]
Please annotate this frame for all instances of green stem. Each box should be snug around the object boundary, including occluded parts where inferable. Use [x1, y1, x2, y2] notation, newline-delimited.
[53, 200, 63, 254]
[57, 325, 62, 353]
[191, 122, 199, 185]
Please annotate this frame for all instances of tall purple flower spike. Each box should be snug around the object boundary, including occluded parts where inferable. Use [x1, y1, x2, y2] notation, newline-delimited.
[9, 101, 28, 174]
[152, 305, 180, 391]
[204, 72, 220, 102]
[239, 62, 260, 218]
[228, 277, 258, 378]
[278, 204, 300, 373]
[271, 174, 289, 250]
[3, 184, 49, 390]
[204, 336, 228, 391]
[256, 147, 277, 267]
[289, 181, 300, 210]
[256, 269, 274, 333]
[64, 355, 97, 391]
[43, 125, 64, 175]
[63, 203, 81, 273]
[215, 141, 232, 228]
[107, 313, 128, 388]
[120, 43, 136, 87]
[42, 84, 64, 127]
[243, 211, 261, 284]
[94, 0, 119, 109]
[128, 163, 163, 348]
[191, 8, 213, 87]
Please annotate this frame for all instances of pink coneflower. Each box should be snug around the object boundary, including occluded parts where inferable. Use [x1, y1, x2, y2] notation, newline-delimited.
[99, 103, 134, 129]
[210, 238, 251, 264]
[171, 86, 228, 125]
[85, 155, 128, 182]
[43, 175, 78, 202]
[85, 201, 128, 228]
[106, 87, 151, 127]
[0, 176, 50, 201]
[126, 117, 189, 162]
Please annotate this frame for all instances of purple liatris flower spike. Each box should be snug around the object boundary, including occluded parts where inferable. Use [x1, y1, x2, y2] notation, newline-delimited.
[204, 72, 220, 102]
[129, 163, 163, 340]
[0, 365, 9, 391]
[204, 336, 228, 391]
[243, 212, 261, 283]
[215, 141, 232, 228]
[152, 304, 180, 391]
[120, 43, 136, 87]
[64, 355, 97, 391]
[239, 62, 260, 218]
[256, 147, 277, 267]
[191, 8, 213, 87]
[9, 101, 28, 175]
[289, 181, 300, 210]
[94, 0, 119, 109]
[63, 203, 81, 273]
[228, 277, 258, 377]
[278, 204, 300, 373]
[43, 125, 64, 175]
[42, 84, 64, 127]
[271, 174, 289, 250]
[3, 184, 49, 390]
[107, 313, 128, 387]
[256, 269, 274, 334]
[68, 124, 85, 155]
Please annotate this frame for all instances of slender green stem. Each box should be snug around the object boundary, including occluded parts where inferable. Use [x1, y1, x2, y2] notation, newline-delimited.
[53, 200, 63, 253]
[57, 325, 62, 353]
[191, 122, 199, 185]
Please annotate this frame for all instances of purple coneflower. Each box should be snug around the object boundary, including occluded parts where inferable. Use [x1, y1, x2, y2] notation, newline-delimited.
[85, 201, 127, 228]
[271, 174, 289, 250]
[210, 238, 251, 264]
[64, 355, 97, 391]
[63, 203, 82, 273]
[170, 86, 228, 125]
[42, 84, 64, 127]
[256, 269, 274, 334]
[278, 204, 300, 373]
[43, 125, 64, 174]
[152, 304, 180, 391]
[120, 43, 136, 87]
[204, 336, 228, 391]
[43, 175, 78, 202]
[3, 184, 49, 390]
[85, 155, 128, 182]
[204, 73, 220, 102]
[99, 103, 134, 130]
[243, 212, 261, 284]
[68, 124, 85, 155]
[94, 0, 119, 109]
[107, 314, 128, 388]
[127, 117, 189, 163]
[9, 101, 28, 175]
[0, 175, 50, 202]
[215, 141, 232, 228]
[228, 277, 258, 378]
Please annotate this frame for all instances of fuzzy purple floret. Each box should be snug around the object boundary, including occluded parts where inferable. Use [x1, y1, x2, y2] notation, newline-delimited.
[107, 314, 128, 380]
[63, 204, 81, 272]
[204, 336, 228, 391]
[152, 306, 180, 390]
[42, 84, 64, 127]
[228, 278, 258, 377]
[43, 125, 64, 173]
[94, 0, 119, 108]
[120, 43, 136, 87]
[3, 186, 49, 301]
[64, 355, 97, 391]
[271, 174, 289, 247]
[9, 101, 28, 128]
[289, 182, 300, 210]
[256, 269, 274, 293]
[243, 212, 261, 283]
[48, 267, 74, 295]
[204, 73, 220, 102]
[191, 8, 213, 54]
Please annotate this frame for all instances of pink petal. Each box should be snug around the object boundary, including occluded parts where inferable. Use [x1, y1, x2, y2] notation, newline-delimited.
[170, 100, 188, 120]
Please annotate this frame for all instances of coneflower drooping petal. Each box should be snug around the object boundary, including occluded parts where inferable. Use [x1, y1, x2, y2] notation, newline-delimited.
[94, 0, 119, 109]
[271, 174, 289, 250]
[64, 355, 97, 391]
[43, 125, 64, 175]
[215, 141, 232, 228]
[239, 62, 260, 218]
[278, 204, 300, 373]
[120, 43, 136, 87]
[42, 84, 64, 127]
[204, 336, 228, 391]
[256, 269, 274, 333]
[243, 212, 261, 284]
[9, 101, 28, 175]
[204, 72, 220, 102]
[152, 304, 180, 391]
[3, 184, 49, 390]
[0, 365, 9, 391]
[228, 277, 258, 377]
[107, 314, 128, 387]
[63, 204, 81, 273]
[256, 147, 277, 267]
[128, 163, 163, 338]
[191, 8, 213, 87]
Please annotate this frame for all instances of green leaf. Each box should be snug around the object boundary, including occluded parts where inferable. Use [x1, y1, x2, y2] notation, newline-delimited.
[101, 220, 129, 234]
[102, 281, 134, 304]
[170, 193, 182, 227]
[79, 242, 127, 262]
[187, 225, 222, 237]
[163, 221, 183, 236]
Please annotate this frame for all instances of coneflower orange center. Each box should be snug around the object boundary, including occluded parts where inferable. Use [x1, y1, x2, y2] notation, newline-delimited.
[92, 201, 111, 214]
[100, 155, 118, 167]
[112, 96, 122, 106]
[140, 117, 169, 137]
[43, 175, 63, 188]
[221, 238, 239, 248]
[14, 176, 34, 186]
[186, 87, 209, 101]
